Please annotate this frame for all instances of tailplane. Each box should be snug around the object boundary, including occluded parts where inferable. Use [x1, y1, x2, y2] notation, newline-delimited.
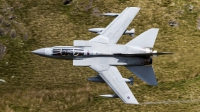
[126, 28, 159, 48]
[125, 65, 157, 85]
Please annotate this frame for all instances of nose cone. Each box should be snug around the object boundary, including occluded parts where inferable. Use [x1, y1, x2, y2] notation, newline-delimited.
[32, 48, 45, 56]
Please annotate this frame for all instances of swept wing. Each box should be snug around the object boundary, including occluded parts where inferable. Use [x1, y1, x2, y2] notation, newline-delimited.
[90, 65, 139, 104]
[90, 7, 140, 44]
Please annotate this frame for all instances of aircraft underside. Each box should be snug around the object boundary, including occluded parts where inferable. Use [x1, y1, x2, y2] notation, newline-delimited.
[32, 7, 172, 104]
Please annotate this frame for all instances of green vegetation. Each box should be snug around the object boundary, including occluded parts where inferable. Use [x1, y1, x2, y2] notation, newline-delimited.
[1, 0, 200, 111]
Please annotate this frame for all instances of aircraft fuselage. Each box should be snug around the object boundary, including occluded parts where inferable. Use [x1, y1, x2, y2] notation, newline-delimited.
[32, 45, 153, 66]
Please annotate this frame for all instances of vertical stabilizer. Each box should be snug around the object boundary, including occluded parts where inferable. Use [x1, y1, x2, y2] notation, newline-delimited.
[126, 28, 159, 48]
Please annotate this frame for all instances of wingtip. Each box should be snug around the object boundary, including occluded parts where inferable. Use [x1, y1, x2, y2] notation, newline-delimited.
[128, 6, 140, 8]
[127, 7, 141, 10]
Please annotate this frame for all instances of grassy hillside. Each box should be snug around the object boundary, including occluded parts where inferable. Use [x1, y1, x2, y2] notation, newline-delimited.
[1, 0, 200, 111]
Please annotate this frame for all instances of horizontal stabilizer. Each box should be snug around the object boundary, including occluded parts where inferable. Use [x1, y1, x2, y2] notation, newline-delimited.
[125, 66, 157, 85]
[126, 28, 159, 48]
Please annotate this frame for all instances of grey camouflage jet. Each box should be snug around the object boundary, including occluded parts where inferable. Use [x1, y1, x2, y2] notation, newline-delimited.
[32, 7, 172, 104]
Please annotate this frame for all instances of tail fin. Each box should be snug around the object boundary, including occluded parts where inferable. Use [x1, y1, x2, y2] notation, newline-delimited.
[125, 65, 157, 85]
[126, 28, 159, 48]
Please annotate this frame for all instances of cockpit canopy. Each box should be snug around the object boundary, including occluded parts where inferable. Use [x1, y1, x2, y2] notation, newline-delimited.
[53, 48, 84, 56]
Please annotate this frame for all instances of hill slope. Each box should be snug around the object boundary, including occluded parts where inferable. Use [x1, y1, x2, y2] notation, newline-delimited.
[1, 0, 200, 111]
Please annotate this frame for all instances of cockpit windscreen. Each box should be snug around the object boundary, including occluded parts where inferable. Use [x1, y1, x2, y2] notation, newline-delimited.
[53, 48, 84, 56]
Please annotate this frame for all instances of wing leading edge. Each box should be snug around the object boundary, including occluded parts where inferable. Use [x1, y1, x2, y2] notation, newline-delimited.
[90, 65, 139, 104]
[90, 7, 140, 44]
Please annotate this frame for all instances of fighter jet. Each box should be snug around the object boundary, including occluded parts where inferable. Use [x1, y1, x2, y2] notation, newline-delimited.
[32, 7, 172, 104]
